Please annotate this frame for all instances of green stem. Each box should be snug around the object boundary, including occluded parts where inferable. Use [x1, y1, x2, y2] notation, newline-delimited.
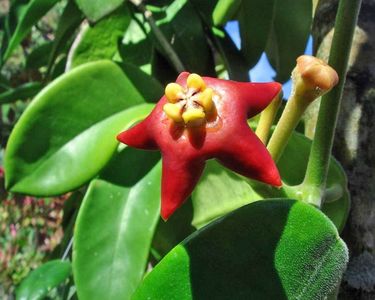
[130, 1, 185, 73]
[302, 0, 362, 206]
[267, 94, 310, 162]
[255, 92, 282, 145]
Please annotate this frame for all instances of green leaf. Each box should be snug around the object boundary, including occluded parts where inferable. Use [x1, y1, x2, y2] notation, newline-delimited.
[211, 27, 249, 81]
[3, 0, 60, 61]
[75, 0, 123, 22]
[278, 130, 347, 188]
[266, 0, 313, 82]
[239, 0, 277, 68]
[321, 193, 350, 234]
[47, 0, 83, 75]
[189, 0, 218, 25]
[133, 200, 348, 299]
[73, 148, 161, 300]
[5, 60, 151, 196]
[192, 130, 349, 231]
[120, 17, 154, 73]
[153, 0, 216, 75]
[187, 1, 249, 81]
[69, 5, 131, 68]
[192, 159, 261, 228]
[278, 131, 350, 232]
[212, 0, 241, 26]
[16, 260, 71, 300]
[152, 200, 195, 258]
[0, 82, 43, 104]
[120, 62, 163, 103]
[26, 42, 53, 69]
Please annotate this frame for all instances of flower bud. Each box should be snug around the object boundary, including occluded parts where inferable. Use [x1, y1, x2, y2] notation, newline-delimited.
[292, 55, 339, 102]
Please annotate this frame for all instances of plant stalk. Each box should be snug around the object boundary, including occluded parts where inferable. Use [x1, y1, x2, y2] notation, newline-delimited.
[267, 93, 309, 162]
[302, 0, 362, 207]
[255, 92, 282, 145]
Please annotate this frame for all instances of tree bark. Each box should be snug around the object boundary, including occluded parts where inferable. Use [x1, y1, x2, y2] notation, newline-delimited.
[307, 0, 375, 298]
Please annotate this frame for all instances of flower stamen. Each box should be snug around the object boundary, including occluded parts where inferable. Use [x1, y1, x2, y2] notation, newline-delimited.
[163, 74, 216, 126]
[165, 83, 184, 103]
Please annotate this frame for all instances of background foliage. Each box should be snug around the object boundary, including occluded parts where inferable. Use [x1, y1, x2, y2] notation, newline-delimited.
[0, 0, 361, 299]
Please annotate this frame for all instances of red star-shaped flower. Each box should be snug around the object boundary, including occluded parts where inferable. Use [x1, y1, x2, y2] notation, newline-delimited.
[117, 72, 282, 219]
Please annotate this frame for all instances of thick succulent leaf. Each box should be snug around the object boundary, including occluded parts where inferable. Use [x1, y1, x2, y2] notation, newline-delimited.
[69, 5, 131, 69]
[133, 200, 348, 299]
[73, 148, 161, 300]
[47, 0, 83, 74]
[0, 82, 43, 104]
[151, 50, 180, 85]
[152, 200, 195, 258]
[210, 27, 249, 81]
[321, 193, 350, 234]
[266, 0, 312, 82]
[278, 130, 347, 188]
[16, 260, 71, 300]
[152, 0, 216, 75]
[186, 0, 249, 80]
[119, 63, 163, 103]
[75, 0, 123, 22]
[192, 130, 349, 230]
[26, 42, 53, 70]
[189, 0, 218, 25]
[121, 2, 216, 78]
[279, 131, 350, 232]
[5, 60, 151, 196]
[192, 159, 261, 228]
[3, 0, 60, 61]
[212, 0, 241, 26]
[120, 17, 154, 73]
[239, 0, 277, 68]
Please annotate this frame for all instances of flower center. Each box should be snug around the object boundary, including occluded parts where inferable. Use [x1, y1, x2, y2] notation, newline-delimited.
[163, 73, 216, 126]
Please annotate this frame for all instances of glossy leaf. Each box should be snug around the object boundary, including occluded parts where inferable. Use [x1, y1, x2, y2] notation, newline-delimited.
[210, 27, 249, 81]
[153, 0, 216, 75]
[189, 0, 218, 25]
[277, 129, 350, 231]
[5, 60, 150, 196]
[16, 260, 71, 300]
[75, 0, 123, 22]
[0, 82, 43, 104]
[47, 0, 83, 74]
[120, 63, 163, 102]
[26, 42, 53, 69]
[321, 193, 350, 234]
[133, 200, 348, 299]
[187, 1, 249, 81]
[151, 50, 179, 85]
[120, 17, 154, 73]
[192, 130, 349, 230]
[192, 159, 261, 228]
[152, 200, 195, 258]
[3, 0, 60, 61]
[239, 0, 276, 68]
[121, 2, 216, 78]
[277, 130, 346, 187]
[212, 0, 241, 26]
[266, 0, 313, 82]
[69, 5, 130, 69]
[73, 148, 161, 300]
